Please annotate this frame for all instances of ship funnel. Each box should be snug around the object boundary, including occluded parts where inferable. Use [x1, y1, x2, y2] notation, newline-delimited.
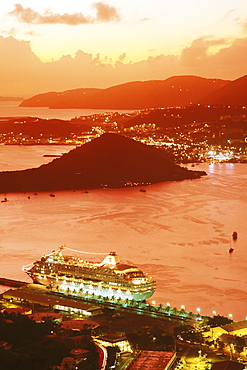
[99, 252, 120, 267]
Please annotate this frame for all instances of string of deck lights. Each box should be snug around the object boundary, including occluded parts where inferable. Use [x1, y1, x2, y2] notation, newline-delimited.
[63, 246, 108, 255]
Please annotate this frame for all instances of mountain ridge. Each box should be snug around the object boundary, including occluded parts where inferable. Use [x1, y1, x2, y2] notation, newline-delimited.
[19, 75, 229, 110]
[199, 74, 247, 106]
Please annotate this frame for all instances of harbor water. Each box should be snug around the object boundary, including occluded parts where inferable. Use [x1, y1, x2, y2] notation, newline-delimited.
[0, 144, 246, 320]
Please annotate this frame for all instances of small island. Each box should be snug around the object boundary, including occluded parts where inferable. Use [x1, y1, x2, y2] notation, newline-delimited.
[0, 133, 206, 193]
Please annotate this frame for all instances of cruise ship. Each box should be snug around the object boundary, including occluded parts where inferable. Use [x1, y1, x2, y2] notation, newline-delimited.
[22, 246, 156, 301]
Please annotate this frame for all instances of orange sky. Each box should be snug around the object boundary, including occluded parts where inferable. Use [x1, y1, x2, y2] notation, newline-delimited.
[1, 1, 247, 97]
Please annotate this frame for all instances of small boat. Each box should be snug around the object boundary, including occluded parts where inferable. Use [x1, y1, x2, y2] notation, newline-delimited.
[1, 197, 8, 203]
[139, 189, 146, 193]
[49, 194, 55, 197]
[232, 231, 238, 240]
[229, 247, 234, 253]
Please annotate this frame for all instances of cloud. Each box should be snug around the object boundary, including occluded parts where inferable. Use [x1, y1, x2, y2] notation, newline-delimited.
[1, 27, 18, 36]
[118, 52, 126, 62]
[180, 37, 229, 67]
[1, 35, 247, 97]
[242, 18, 247, 33]
[25, 30, 40, 37]
[178, 36, 247, 79]
[140, 17, 152, 22]
[8, 3, 120, 25]
[212, 37, 247, 65]
[8, 4, 92, 25]
[94, 2, 121, 22]
[218, 9, 235, 23]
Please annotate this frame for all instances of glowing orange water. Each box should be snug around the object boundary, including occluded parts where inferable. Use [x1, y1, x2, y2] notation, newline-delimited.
[0, 146, 246, 320]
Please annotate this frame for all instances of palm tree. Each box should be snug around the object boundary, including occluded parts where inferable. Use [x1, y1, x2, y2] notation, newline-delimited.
[234, 337, 245, 355]
[130, 299, 135, 306]
[165, 305, 171, 314]
[158, 303, 164, 311]
[171, 307, 178, 316]
[117, 297, 122, 304]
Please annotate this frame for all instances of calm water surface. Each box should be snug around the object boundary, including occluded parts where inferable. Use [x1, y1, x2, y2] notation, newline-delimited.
[0, 145, 246, 320]
[0, 101, 134, 120]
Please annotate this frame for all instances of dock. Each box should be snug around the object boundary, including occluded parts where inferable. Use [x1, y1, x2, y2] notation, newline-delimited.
[0, 277, 28, 288]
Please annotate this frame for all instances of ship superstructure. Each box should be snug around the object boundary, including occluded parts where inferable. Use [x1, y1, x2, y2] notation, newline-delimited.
[22, 246, 156, 301]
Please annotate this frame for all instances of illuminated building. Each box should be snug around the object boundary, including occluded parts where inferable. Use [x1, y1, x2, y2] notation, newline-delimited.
[94, 334, 132, 353]
[204, 320, 247, 340]
[2, 285, 101, 316]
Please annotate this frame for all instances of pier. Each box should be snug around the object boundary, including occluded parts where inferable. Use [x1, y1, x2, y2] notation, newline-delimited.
[0, 277, 28, 288]
[1, 282, 203, 324]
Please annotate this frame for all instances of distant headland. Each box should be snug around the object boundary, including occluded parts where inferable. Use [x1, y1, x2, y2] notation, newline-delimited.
[19, 74, 247, 110]
[0, 96, 24, 102]
[19, 75, 230, 110]
[0, 133, 206, 193]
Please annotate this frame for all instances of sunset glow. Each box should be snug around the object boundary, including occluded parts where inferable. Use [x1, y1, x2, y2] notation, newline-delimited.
[1, 0, 247, 96]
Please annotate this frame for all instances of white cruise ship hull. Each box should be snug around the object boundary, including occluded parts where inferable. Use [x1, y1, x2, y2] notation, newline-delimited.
[23, 247, 156, 302]
[33, 275, 155, 301]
